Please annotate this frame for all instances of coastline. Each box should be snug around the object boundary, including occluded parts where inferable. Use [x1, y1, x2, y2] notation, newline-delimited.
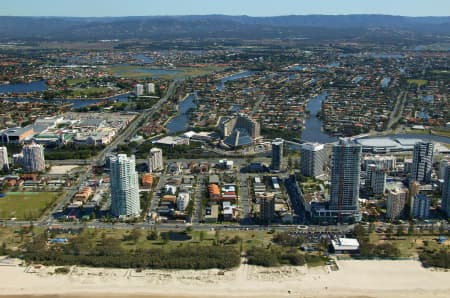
[0, 259, 449, 298]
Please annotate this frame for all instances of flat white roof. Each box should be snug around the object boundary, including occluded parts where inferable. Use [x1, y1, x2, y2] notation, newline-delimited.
[331, 238, 360, 251]
[301, 142, 324, 151]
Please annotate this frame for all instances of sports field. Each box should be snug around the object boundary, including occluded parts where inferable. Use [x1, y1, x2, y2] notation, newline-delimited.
[0, 192, 59, 220]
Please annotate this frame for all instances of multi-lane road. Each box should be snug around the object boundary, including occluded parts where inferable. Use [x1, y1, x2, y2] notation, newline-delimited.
[96, 80, 178, 166]
[41, 81, 178, 224]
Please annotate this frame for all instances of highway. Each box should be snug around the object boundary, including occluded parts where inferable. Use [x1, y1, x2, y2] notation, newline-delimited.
[95, 80, 178, 166]
[43, 80, 178, 223]
[1, 218, 355, 234]
[386, 91, 407, 130]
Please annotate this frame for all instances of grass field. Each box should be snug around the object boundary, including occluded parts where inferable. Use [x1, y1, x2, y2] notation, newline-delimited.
[66, 78, 91, 86]
[407, 79, 428, 86]
[0, 192, 60, 220]
[68, 87, 111, 97]
[55, 228, 275, 252]
[107, 65, 223, 79]
[403, 128, 450, 138]
[368, 231, 448, 258]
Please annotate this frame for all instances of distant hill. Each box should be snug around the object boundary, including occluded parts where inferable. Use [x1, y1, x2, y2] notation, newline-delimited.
[0, 15, 448, 42]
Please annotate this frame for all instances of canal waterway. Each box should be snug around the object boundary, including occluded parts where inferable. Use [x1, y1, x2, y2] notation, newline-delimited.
[3, 93, 129, 109]
[0, 80, 48, 94]
[165, 93, 197, 134]
[134, 54, 155, 64]
[301, 92, 338, 144]
[216, 71, 255, 91]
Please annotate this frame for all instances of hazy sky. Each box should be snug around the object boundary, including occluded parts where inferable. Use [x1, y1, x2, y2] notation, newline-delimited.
[1, 0, 449, 17]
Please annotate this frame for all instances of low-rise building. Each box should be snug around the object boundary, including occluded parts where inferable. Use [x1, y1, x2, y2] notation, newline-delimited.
[331, 238, 360, 254]
[141, 173, 153, 188]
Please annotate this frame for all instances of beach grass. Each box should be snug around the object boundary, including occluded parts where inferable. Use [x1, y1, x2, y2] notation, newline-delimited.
[0, 192, 59, 220]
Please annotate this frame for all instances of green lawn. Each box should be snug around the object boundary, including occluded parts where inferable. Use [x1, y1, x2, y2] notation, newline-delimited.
[66, 78, 91, 86]
[68, 87, 111, 97]
[107, 65, 223, 79]
[407, 79, 428, 86]
[0, 192, 60, 220]
[60, 228, 276, 252]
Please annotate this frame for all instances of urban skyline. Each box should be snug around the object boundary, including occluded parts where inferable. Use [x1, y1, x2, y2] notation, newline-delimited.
[0, 4, 449, 291]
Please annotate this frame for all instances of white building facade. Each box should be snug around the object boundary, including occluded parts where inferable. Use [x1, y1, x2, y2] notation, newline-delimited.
[149, 148, 164, 172]
[22, 142, 45, 172]
[110, 154, 141, 218]
[0, 146, 9, 171]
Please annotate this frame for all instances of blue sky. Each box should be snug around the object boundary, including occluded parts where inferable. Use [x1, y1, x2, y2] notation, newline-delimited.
[1, 0, 449, 17]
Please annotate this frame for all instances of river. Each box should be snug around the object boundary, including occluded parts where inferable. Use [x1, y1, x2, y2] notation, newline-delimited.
[165, 93, 197, 134]
[301, 92, 338, 144]
[0, 80, 48, 94]
[134, 54, 155, 64]
[216, 71, 255, 91]
[3, 93, 130, 109]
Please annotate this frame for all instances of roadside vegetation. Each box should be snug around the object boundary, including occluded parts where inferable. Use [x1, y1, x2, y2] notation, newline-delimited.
[2, 227, 328, 269]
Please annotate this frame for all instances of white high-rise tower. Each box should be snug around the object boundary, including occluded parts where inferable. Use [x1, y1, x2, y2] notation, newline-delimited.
[22, 142, 45, 172]
[300, 142, 326, 178]
[149, 148, 164, 173]
[0, 146, 9, 171]
[110, 154, 141, 218]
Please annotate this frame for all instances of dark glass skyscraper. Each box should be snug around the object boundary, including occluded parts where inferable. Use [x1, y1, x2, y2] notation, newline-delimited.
[271, 138, 283, 171]
[411, 141, 434, 184]
[329, 138, 361, 221]
[442, 165, 450, 217]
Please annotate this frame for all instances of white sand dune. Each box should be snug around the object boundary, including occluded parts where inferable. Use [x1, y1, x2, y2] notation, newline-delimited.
[0, 259, 449, 298]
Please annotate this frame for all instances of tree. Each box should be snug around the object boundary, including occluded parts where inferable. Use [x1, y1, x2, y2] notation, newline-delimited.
[161, 232, 170, 244]
[352, 224, 367, 240]
[368, 222, 376, 233]
[199, 231, 205, 242]
[126, 229, 142, 244]
[386, 225, 394, 238]
[147, 229, 159, 241]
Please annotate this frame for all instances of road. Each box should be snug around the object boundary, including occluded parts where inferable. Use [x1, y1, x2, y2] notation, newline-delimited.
[191, 174, 204, 223]
[43, 81, 178, 222]
[386, 91, 407, 130]
[238, 173, 253, 224]
[1, 218, 355, 234]
[96, 80, 178, 166]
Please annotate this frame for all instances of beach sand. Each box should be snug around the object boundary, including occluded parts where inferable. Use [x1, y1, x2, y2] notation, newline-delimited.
[0, 259, 449, 298]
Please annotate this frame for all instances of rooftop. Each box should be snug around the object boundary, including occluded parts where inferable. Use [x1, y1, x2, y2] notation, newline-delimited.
[331, 238, 360, 251]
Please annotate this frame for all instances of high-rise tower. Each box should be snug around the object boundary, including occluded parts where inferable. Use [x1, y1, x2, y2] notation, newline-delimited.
[148, 148, 164, 173]
[329, 138, 361, 221]
[0, 146, 9, 171]
[110, 154, 141, 218]
[442, 165, 450, 217]
[411, 142, 434, 184]
[300, 142, 326, 178]
[271, 138, 284, 171]
[22, 142, 45, 172]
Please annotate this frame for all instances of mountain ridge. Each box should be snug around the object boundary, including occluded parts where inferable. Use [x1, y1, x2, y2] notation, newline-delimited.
[0, 15, 448, 42]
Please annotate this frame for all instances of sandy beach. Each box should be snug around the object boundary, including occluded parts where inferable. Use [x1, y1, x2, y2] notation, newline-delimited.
[0, 258, 449, 298]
